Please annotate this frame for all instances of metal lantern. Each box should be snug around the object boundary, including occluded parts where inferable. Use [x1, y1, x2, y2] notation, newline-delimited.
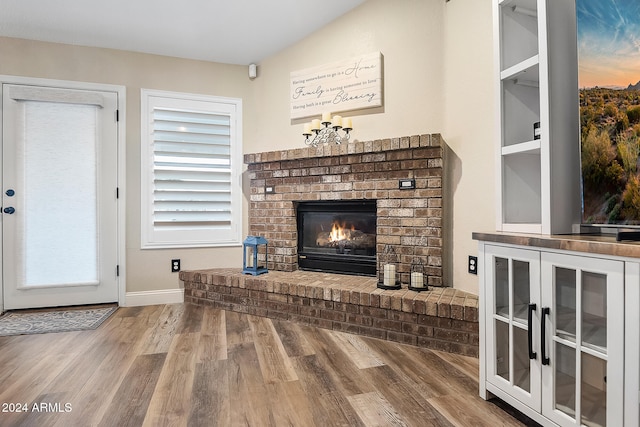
[409, 257, 428, 292]
[242, 235, 268, 275]
[377, 245, 400, 290]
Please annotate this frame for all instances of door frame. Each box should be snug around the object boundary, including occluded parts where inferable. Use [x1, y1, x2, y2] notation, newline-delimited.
[0, 75, 126, 312]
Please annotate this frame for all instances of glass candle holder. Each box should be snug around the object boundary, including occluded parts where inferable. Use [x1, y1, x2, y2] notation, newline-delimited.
[409, 257, 428, 291]
[377, 245, 400, 290]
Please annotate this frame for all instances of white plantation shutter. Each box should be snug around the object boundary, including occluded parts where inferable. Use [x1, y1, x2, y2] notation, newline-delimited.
[141, 90, 242, 248]
[152, 109, 232, 225]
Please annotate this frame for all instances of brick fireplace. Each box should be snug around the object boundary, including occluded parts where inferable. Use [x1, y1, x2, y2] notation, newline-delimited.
[245, 133, 445, 287]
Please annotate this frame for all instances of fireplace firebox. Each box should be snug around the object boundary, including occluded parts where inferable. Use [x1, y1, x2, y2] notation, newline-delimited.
[296, 200, 376, 276]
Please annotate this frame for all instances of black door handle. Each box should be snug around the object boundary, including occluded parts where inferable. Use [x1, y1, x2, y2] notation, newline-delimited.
[541, 307, 550, 365]
[3, 207, 15, 214]
[528, 303, 537, 360]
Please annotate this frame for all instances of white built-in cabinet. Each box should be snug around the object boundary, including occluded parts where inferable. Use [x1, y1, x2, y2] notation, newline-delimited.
[478, 240, 640, 426]
[488, 0, 640, 423]
[494, 0, 581, 234]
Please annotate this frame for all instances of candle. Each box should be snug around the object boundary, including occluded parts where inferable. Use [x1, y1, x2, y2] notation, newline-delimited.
[322, 112, 332, 123]
[383, 264, 396, 286]
[411, 272, 424, 288]
[342, 117, 353, 129]
[331, 115, 342, 128]
[303, 123, 312, 135]
[311, 119, 321, 130]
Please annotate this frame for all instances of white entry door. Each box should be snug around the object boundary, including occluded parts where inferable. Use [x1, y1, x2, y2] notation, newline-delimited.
[2, 83, 119, 310]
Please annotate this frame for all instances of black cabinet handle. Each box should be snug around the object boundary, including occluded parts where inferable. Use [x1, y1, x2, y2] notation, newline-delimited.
[541, 307, 550, 365]
[528, 303, 537, 360]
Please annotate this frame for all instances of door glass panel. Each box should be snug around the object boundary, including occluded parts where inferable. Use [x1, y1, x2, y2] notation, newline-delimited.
[555, 267, 576, 343]
[495, 257, 509, 318]
[581, 352, 607, 427]
[555, 343, 577, 419]
[495, 319, 510, 381]
[513, 325, 530, 392]
[513, 260, 530, 323]
[582, 271, 607, 353]
[18, 101, 98, 287]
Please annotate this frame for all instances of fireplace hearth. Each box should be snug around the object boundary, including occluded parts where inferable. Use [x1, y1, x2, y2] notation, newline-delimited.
[297, 200, 376, 276]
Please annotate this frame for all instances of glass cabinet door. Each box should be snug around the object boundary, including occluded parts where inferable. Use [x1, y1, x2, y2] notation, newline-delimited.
[485, 245, 541, 412]
[541, 253, 624, 427]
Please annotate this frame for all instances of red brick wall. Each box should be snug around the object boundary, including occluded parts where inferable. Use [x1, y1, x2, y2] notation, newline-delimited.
[245, 134, 444, 286]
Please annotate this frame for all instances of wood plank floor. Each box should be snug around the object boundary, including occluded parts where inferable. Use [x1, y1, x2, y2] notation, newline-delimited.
[0, 304, 539, 427]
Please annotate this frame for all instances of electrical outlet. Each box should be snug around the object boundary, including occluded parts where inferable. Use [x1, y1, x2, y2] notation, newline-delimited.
[171, 259, 181, 272]
[468, 256, 478, 275]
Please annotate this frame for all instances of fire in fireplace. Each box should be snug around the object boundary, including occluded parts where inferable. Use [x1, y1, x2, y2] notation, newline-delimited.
[297, 200, 376, 276]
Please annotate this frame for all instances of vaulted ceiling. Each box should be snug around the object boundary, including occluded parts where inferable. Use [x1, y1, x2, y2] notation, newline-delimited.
[0, 0, 365, 64]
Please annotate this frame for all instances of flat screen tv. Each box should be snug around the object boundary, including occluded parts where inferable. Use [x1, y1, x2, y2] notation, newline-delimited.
[577, 0, 640, 225]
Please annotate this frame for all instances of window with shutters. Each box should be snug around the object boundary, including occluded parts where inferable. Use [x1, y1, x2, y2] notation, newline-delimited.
[140, 89, 242, 248]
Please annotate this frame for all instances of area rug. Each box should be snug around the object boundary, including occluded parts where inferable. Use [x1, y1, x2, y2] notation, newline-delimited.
[0, 306, 117, 336]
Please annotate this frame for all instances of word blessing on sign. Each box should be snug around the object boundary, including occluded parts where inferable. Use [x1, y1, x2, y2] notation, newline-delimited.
[290, 52, 383, 120]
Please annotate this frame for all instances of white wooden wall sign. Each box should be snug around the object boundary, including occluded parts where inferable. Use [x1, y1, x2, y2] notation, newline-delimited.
[290, 52, 383, 120]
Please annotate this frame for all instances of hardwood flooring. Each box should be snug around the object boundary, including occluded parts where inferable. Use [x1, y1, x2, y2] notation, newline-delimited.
[0, 304, 538, 427]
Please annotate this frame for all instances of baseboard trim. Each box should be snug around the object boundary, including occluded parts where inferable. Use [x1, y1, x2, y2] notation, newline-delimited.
[124, 289, 184, 307]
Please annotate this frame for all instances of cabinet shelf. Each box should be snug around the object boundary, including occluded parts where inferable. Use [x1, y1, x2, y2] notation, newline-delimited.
[494, 311, 509, 321]
[501, 55, 539, 81]
[554, 333, 609, 359]
[493, 308, 531, 327]
[502, 140, 540, 156]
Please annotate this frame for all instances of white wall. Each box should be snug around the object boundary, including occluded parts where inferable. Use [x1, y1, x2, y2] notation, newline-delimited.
[245, 0, 445, 152]
[443, 0, 495, 293]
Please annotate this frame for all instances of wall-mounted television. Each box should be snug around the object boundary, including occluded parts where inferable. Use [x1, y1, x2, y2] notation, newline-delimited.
[578, 0, 640, 225]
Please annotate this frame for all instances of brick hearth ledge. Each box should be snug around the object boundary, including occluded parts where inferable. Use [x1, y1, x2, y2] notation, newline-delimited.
[181, 269, 479, 357]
